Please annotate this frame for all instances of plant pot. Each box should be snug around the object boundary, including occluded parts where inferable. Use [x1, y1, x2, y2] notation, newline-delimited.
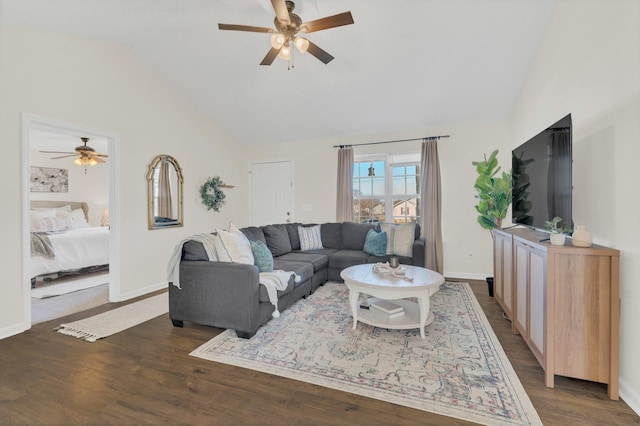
[550, 233, 566, 246]
[486, 277, 494, 297]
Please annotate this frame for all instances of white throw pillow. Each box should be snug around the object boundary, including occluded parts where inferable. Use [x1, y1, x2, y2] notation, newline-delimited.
[298, 225, 323, 251]
[380, 222, 415, 257]
[58, 209, 90, 228]
[214, 223, 254, 265]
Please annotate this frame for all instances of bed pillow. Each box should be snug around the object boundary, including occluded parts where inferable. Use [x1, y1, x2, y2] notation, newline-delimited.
[363, 229, 387, 256]
[215, 223, 254, 265]
[251, 240, 274, 272]
[298, 225, 323, 251]
[31, 216, 73, 232]
[57, 209, 90, 229]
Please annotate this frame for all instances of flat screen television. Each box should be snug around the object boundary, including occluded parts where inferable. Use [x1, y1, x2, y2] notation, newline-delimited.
[512, 114, 573, 232]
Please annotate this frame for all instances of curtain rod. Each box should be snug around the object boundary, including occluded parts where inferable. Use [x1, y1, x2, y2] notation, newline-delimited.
[333, 135, 450, 149]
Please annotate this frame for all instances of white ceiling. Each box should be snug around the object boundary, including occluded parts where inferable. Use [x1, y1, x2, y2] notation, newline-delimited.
[1, 0, 556, 146]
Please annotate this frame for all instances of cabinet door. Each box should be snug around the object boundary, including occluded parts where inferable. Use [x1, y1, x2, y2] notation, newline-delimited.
[528, 248, 546, 360]
[514, 241, 529, 336]
[501, 236, 513, 316]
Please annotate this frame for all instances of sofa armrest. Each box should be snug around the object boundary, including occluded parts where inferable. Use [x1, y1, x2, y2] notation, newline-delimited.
[412, 237, 426, 267]
[169, 261, 261, 333]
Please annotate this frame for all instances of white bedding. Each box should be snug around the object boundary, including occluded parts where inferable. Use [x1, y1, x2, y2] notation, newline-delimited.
[30, 226, 110, 279]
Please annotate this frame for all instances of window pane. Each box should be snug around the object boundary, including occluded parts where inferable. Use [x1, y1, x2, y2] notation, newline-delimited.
[392, 198, 420, 224]
[353, 198, 385, 223]
[392, 176, 406, 195]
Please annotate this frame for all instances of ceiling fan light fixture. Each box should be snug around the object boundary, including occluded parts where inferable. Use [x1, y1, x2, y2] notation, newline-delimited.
[294, 36, 309, 53]
[278, 44, 291, 60]
[270, 33, 286, 49]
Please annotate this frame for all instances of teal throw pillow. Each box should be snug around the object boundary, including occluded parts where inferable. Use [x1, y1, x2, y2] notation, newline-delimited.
[363, 229, 387, 256]
[250, 240, 274, 272]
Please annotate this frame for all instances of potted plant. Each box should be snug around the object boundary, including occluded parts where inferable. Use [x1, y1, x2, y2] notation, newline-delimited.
[544, 216, 572, 246]
[472, 150, 512, 296]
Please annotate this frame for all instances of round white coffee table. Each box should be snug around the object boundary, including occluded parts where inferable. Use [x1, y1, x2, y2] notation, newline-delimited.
[340, 264, 444, 339]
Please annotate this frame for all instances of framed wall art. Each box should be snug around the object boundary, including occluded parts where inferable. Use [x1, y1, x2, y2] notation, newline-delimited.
[30, 166, 69, 193]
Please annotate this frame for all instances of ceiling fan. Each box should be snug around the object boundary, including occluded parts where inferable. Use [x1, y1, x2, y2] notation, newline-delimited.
[218, 0, 354, 68]
[40, 137, 108, 173]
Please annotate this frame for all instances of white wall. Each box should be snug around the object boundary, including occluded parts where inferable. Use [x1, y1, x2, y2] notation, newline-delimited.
[510, 0, 640, 413]
[242, 120, 511, 280]
[0, 27, 248, 338]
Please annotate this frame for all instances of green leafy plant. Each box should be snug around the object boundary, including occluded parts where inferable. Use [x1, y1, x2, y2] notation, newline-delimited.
[544, 216, 572, 234]
[472, 150, 512, 230]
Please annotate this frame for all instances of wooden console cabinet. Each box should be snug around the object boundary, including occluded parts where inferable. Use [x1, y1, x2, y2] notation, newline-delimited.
[492, 227, 620, 400]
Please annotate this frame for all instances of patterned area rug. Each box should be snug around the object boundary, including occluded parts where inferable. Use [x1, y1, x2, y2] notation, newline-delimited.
[190, 282, 541, 426]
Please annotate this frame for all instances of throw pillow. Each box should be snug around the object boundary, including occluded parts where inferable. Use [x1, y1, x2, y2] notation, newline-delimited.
[298, 225, 323, 251]
[391, 222, 416, 257]
[363, 229, 387, 256]
[250, 240, 274, 272]
[214, 223, 254, 265]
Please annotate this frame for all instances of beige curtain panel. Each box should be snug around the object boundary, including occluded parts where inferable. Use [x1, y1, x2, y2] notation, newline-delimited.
[336, 147, 354, 222]
[421, 140, 444, 274]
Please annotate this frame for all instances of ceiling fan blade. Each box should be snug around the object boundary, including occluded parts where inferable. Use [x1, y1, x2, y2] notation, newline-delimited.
[39, 150, 76, 155]
[93, 157, 106, 164]
[306, 41, 334, 64]
[92, 153, 109, 158]
[218, 23, 274, 33]
[50, 154, 79, 160]
[300, 11, 354, 33]
[270, 0, 290, 26]
[260, 47, 280, 66]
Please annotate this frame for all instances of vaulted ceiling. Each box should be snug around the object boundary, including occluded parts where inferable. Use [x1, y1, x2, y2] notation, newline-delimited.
[1, 0, 556, 145]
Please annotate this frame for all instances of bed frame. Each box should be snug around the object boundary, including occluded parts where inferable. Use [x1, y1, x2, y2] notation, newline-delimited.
[30, 200, 89, 221]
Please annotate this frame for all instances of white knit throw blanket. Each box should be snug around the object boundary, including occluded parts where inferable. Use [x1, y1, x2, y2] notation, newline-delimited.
[259, 270, 301, 318]
[166, 233, 218, 289]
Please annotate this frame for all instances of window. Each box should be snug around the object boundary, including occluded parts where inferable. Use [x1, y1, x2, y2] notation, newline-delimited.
[353, 154, 421, 224]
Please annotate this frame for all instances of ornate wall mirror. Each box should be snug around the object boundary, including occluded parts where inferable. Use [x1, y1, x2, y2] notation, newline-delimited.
[146, 155, 183, 230]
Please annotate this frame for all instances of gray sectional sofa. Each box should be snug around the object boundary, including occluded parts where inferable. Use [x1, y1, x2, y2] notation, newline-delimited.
[169, 221, 425, 338]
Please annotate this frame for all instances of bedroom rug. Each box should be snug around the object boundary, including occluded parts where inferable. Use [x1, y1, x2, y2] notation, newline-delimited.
[56, 292, 168, 342]
[32, 272, 109, 298]
[190, 282, 542, 426]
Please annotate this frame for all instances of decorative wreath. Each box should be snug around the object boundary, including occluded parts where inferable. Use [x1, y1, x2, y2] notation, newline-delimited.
[200, 176, 227, 212]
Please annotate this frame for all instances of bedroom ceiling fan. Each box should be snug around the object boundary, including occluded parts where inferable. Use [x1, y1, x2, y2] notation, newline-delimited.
[40, 137, 108, 174]
[218, 0, 354, 69]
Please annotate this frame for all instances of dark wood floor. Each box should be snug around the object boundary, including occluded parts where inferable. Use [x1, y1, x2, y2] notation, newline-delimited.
[1, 280, 638, 425]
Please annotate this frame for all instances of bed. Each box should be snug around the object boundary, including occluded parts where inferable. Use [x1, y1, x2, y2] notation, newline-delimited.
[30, 200, 109, 285]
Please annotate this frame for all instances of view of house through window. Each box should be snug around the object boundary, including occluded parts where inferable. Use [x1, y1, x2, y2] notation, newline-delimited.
[353, 154, 421, 224]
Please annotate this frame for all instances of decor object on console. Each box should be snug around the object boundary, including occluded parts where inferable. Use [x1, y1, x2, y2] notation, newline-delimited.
[218, 0, 354, 69]
[147, 155, 184, 230]
[544, 216, 572, 246]
[571, 224, 592, 247]
[199, 175, 233, 213]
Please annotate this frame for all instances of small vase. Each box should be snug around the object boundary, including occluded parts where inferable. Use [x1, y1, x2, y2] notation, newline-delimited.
[550, 233, 566, 246]
[572, 225, 592, 247]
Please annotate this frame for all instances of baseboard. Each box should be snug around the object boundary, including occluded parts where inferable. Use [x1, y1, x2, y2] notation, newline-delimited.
[0, 322, 27, 341]
[620, 379, 640, 417]
[444, 272, 490, 281]
[114, 280, 167, 302]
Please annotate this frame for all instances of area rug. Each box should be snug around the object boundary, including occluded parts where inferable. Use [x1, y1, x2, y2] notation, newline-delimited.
[56, 292, 168, 342]
[190, 282, 541, 426]
[32, 272, 109, 299]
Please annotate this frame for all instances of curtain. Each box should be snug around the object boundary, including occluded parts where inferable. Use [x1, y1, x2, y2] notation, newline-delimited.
[336, 147, 354, 222]
[547, 131, 571, 228]
[158, 158, 173, 219]
[420, 140, 444, 274]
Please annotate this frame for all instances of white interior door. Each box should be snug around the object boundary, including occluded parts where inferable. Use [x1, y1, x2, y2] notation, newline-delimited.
[250, 161, 293, 226]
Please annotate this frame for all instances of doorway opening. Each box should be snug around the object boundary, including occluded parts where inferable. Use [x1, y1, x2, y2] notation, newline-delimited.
[21, 114, 120, 328]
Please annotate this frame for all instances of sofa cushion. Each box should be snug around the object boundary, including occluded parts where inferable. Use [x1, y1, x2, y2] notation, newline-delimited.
[241, 226, 266, 244]
[272, 259, 314, 284]
[327, 250, 370, 270]
[363, 228, 387, 256]
[285, 223, 305, 251]
[320, 223, 342, 249]
[341, 222, 377, 250]
[262, 224, 292, 256]
[182, 239, 212, 261]
[277, 251, 329, 271]
[251, 240, 274, 272]
[258, 277, 295, 303]
[298, 224, 323, 250]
